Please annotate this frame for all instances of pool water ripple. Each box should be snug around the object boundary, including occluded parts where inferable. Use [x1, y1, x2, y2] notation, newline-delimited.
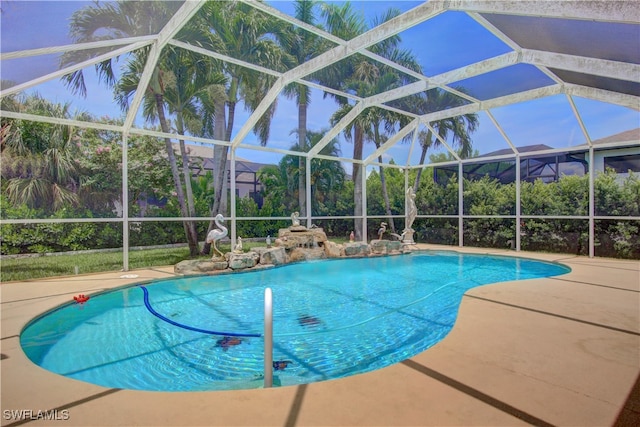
[20, 251, 569, 391]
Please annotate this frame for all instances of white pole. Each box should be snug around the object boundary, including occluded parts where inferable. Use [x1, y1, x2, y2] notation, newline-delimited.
[264, 287, 273, 388]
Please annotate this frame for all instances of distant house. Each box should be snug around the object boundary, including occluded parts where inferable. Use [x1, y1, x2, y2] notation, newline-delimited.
[434, 128, 639, 185]
[591, 128, 640, 181]
[177, 144, 272, 206]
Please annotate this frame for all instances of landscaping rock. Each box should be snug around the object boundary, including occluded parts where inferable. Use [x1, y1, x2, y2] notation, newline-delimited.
[174, 259, 228, 275]
[276, 227, 328, 249]
[343, 242, 370, 257]
[324, 241, 343, 258]
[289, 247, 326, 262]
[370, 239, 404, 255]
[228, 252, 260, 270]
[370, 239, 388, 254]
[260, 247, 287, 266]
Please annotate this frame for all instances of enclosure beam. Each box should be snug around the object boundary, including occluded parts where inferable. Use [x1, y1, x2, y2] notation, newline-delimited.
[421, 84, 563, 124]
[566, 94, 592, 146]
[425, 123, 462, 161]
[123, 0, 205, 132]
[230, 149, 237, 247]
[122, 132, 130, 272]
[485, 111, 517, 154]
[306, 157, 312, 228]
[522, 50, 640, 83]
[362, 161, 368, 242]
[0, 41, 152, 99]
[231, 77, 286, 148]
[458, 162, 464, 247]
[448, 0, 639, 24]
[308, 103, 365, 157]
[565, 84, 640, 111]
[589, 147, 595, 258]
[1, 35, 157, 60]
[364, 118, 420, 165]
[515, 155, 521, 252]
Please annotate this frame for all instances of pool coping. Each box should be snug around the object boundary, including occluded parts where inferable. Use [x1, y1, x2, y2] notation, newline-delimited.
[2, 245, 639, 426]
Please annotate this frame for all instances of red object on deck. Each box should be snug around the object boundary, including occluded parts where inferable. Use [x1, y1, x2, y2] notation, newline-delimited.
[73, 294, 90, 304]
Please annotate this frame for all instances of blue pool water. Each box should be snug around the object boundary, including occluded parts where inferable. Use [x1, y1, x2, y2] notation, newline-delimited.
[20, 251, 569, 391]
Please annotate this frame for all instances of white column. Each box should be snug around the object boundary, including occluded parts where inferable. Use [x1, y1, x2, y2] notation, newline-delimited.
[264, 288, 273, 388]
[122, 132, 129, 271]
[458, 162, 464, 247]
[230, 149, 237, 246]
[515, 155, 521, 252]
[306, 156, 312, 227]
[589, 147, 595, 258]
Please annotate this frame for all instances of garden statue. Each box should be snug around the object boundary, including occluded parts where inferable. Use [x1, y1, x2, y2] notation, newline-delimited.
[291, 211, 300, 227]
[233, 236, 243, 254]
[403, 187, 417, 244]
[377, 222, 387, 240]
[349, 231, 355, 242]
[266, 235, 272, 248]
[206, 213, 228, 259]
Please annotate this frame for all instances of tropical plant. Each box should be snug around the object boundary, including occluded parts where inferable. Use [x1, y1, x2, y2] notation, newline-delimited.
[322, 3, 420, 238]
[61, 0, 202, 255]
[410, 88, 479, 192]
[280, 0, 326, 218]
[1, 95, 82, 212]
[258, 129, 346, 217]
[194, 1, 292, 255]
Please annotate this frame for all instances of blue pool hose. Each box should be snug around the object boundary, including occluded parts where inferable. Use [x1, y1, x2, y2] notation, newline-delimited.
[139, 286, 262, 338]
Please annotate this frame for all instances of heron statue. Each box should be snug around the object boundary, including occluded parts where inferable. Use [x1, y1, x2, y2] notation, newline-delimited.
[206, 214, 228, 259]
[377, 222, 387, 240]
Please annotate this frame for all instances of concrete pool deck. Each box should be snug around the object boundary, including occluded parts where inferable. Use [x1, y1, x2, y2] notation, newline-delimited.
[1, 245, 639, 426]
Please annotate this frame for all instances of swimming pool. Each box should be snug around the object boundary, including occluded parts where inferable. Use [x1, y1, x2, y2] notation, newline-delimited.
[20, 251, 569, 391]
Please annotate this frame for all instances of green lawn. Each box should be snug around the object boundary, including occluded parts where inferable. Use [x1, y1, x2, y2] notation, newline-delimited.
[1, 238, 352, 282]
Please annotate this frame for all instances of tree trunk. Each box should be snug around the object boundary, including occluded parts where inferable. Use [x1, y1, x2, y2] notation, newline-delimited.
[353, 124, 364, 241]
[155, 94, 199, 256]
[378, 156, 395, 233]
[298, 101, 307, 217]
[176, 113, 199, 255]
[374, 127, 395, 233]
[202, 97, 229, 255]
[413, 129, 433, 193]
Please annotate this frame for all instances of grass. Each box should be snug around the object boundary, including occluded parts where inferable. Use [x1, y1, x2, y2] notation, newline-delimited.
[1, 238, 353, 283]
[1, 243, 246, 282]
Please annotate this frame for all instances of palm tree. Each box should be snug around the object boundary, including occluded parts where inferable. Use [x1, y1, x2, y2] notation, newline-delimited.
[280, 0, 325, 218]
[318, 2, 368, 240]
[1, 95, 81, 212]
[195, 1, 292, 255]
[261, 129, 345, 215]
[410, 88, 479, 192]
[60, 1, 203, 255]
[307, 131, 346, 214]
[322, 4, 420, 238]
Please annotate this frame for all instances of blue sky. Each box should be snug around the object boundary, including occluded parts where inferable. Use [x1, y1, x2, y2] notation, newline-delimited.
[2, 0, 637, 168]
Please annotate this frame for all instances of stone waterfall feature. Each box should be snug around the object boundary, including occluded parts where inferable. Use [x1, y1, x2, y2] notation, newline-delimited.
[274, 226, 329, 262]
[174, 225, 410, 276]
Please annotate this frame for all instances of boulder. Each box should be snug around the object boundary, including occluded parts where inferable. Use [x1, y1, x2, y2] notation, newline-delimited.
[228, 252, 260, 270]
[343, 242, 370, 257]
[174, 259, 228, 275]
[260, 247, 287, 266]
[289, 247, 326, 262]
[276, 227, 328, 249]
[387, 240, 403, 253]
[323, 241, 343, 258]
[251, 247, 268, 257]
[370, 239, 404, 255]
[370, 239, 388, 254]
